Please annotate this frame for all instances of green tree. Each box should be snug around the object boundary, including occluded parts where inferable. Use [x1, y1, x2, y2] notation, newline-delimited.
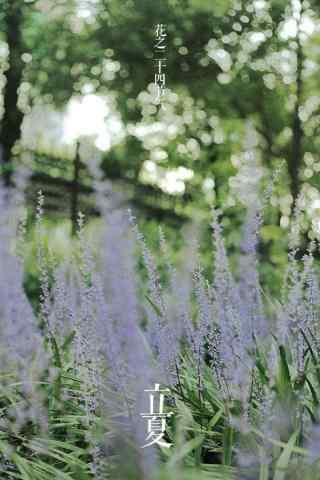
[0, 0, 24, 185]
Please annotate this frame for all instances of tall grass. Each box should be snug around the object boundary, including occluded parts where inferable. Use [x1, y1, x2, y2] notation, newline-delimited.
[1, 180, 320, 479]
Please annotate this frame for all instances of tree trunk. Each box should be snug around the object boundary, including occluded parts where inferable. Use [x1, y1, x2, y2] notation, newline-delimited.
[71, 142, 81, 235]
[0, 1, 24, 186]
[289, 20, 304, 201]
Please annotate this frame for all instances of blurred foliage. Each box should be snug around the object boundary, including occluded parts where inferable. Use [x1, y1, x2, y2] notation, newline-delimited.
[2, 0, 320, 293]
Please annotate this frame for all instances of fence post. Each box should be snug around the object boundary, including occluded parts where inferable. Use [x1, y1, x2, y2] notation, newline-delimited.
[71, 141, 81, 235]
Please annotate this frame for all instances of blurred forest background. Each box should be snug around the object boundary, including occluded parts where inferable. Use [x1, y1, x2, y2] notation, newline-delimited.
[1, 0, 320, 297]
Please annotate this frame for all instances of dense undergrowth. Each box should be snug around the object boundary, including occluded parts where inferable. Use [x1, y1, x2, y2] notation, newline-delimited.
[1, 180, 320, 480]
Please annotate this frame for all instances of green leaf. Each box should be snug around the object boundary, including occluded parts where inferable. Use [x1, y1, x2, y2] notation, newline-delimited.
[222, 423, 234, 466]
[50, 336, 62, 369]
[306, 377, 320, 408]
[207, 407, 224, 431]
[274, 430, 298, 480]
[301, 329, 320, 386]
[256, 358, 269, 385]
[276, 345, 292, 399]
[167, 434, 205, 468]
[259, 460, 269, 480]
[145, 294, 163, 317]
[62, 330, 76, 352]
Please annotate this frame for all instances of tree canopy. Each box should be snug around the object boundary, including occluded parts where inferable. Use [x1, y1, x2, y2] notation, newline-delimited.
[1, 0, 320, 238]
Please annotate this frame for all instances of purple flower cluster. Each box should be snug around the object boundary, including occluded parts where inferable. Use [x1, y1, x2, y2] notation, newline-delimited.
[3, 169, 320, 477]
